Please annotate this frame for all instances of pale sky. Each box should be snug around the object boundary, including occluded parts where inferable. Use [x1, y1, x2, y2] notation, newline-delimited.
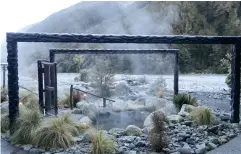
[0, 0, 82, 41]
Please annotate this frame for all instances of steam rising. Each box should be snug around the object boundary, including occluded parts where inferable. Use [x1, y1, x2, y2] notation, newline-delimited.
[1, 2, 179, 76]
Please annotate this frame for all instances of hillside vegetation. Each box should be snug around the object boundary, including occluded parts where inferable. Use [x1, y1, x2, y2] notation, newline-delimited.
[3, 1, 241, 74]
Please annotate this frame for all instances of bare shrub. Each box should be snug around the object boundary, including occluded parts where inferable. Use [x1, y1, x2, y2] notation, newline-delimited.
[149, 111, 168, 152]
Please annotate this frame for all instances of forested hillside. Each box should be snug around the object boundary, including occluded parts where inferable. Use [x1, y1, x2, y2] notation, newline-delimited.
[5, 1, 241, 74]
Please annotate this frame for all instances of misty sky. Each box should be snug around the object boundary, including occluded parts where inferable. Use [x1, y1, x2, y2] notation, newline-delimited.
[0, 0, 81, 41]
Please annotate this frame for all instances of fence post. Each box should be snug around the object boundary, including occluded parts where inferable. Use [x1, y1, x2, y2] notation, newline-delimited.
[2, 65, 6, 88]
[230, 44, 240, 123]
[37, 60, 44, 113]
[53, 63, 58, 115]
[174, 51, 179, 95]
[103, 98, 106, 108]
[70, 85, 73, 110]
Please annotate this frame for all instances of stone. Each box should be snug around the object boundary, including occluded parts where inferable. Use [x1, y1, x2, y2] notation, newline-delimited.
[207, 142, 217, 149]
[186, 138, 195, 145]
[71, 109, 83, 114]
[109, 128, 126, 137]
[208, 125, 219, 134]
[210, 137, 219, 145]
[143, 110, 167, 131]
[22, 144, 32, 151]
[82, 131, 93, 143]
[170, 152, 181, 154]
[178, 147, 192, 154]
[129, 150, 137, 154]
[159, 102, 177, 116]
[126, 125, 142, 136]
[218, 136, 228, 144]
[129, 143, 135, 149]
[168, 115, 183, 123]
[119, 136, 136, 143]
[220, 115, 230, 122]
[79, 116, 92, 125]
[178, 104, 196, 117]
[115, 81, 131, 95]
[135, 141, 146, 147]
[195, 143, 206, 154]
[182, 121, 193, 126]
[29, 148, 46, 153]
[145, 97, 167, 109]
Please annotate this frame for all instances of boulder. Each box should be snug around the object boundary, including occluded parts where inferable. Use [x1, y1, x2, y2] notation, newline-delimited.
[115, 81, 131, 95]
[159, 102, 177, 116]
[168, 115, 183, 123]
[126, 125, 142, 136]
[79, 116, 92, 125]
[109, 128, 126, 137]
[76, 101, 98, 121]
[145, 97, 167, 109]
[195, 143, 206, 154]
[178, 104, 196, 117]
[143, 110, 167, 132]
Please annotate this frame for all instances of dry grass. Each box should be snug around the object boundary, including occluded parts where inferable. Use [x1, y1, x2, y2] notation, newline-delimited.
[1, 88, 8, 103]
[1, 113, 9, 133]
[58, 93, 70, 106]
[90, 129, 115, 154]
[190, 107, 213, 125]
[33, 114, 78, 149]
[149, 111, 168, 152]
[10, 107, 42, 144]
[173, 94, 197, 111]
[75, 122, 92, 133]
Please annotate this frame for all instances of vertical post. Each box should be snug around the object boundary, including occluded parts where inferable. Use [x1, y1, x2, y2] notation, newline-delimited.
[230, 44, 240, 123]
[53, 63, 58, 115]
[49, 51, 55, 63]
[103, 98, 106, 108]
[7, 40, 19, 135]
[70, 85, 73, 110]
[174, 51, 179, 95]
[44, 64, 51, 115]
[37, 60, 44, 113]
[2, 65, 6, 88]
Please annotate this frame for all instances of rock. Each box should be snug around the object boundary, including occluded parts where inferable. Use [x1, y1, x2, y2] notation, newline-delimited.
[208, 125, 219, 134]
[76, 101, 97, 114]
[218, 136, 228, 144]
[129, 150, 137, 154]
[210, 137, 219, 145]
[109, 128, 126, 137]
[115, 81, 131, 95]
[178, 147, 192, 154]
[143, 110, 167, 131]
[71, 109, 83, 114]
[145, 97, 167, 109]
[168, 115, 183, 123]
[195, 143, 206, 154]
[178, 104, 196, 117]
[82, 131, 93, 143]
[186, 138, 195, 145]
[170, 152, 181, 154]
[134, 97, 146, 106]
[126, 125, 142, 136]
[135, 141, 146, 147]
[220, 115, 230, 122]
[119, 136, 136, 143]
[159, 102, 177, 116]
[129, 143, 135, 149]
[29, 148, 46, 153]
[207, 142, 217, 149]
[22, 144, 32, 151]
[117, 146, 127, 153]
[182, 121, 193, 126]
[79, 116, 92, 125]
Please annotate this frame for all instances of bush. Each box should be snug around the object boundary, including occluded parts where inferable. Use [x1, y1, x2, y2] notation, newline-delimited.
[10, 107, 42, 144]
[91, 129, 115, 154]
[90, 60, 114, 97]
[1, 113, 9, 133]
[149, 112, 167, 152]
[33, 114, 78, 149]
[190, 107, 213, 125]
[1, 88, 8, 103]
[173, 94, 197, 111]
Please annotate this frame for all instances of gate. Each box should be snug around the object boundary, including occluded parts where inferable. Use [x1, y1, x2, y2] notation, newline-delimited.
[37, 60, 58, 116]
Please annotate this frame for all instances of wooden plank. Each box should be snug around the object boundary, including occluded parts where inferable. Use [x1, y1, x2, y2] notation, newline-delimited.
[44, 64, 51, 114]
[70, 85, 73, 110]
[174, 51, 179, 95]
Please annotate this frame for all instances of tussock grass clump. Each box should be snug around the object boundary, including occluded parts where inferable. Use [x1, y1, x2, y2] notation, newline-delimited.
[33, 114, 78, 149]
[58, 93, 70, 106]
[190, 107, 213, 125]
[173, 94, 197, 111]
[1, 113, 9, 133]
[20, 92, 37, 104]
[10, 107, 42, 144]
[75, 122, 92, 133]
[149, 112, 167, 152]
[91, 129, 115, 154]
[1, 88, 8, 103]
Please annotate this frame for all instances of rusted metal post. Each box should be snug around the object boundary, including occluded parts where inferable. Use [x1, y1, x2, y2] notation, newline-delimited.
[174, 51, 179, 95]
[7, 40, 19, 134]
[230, 44, 240, 123]
[37, 60, 44, 113]
[70, 85, 73, 110]
[103, 98, 106, 108]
